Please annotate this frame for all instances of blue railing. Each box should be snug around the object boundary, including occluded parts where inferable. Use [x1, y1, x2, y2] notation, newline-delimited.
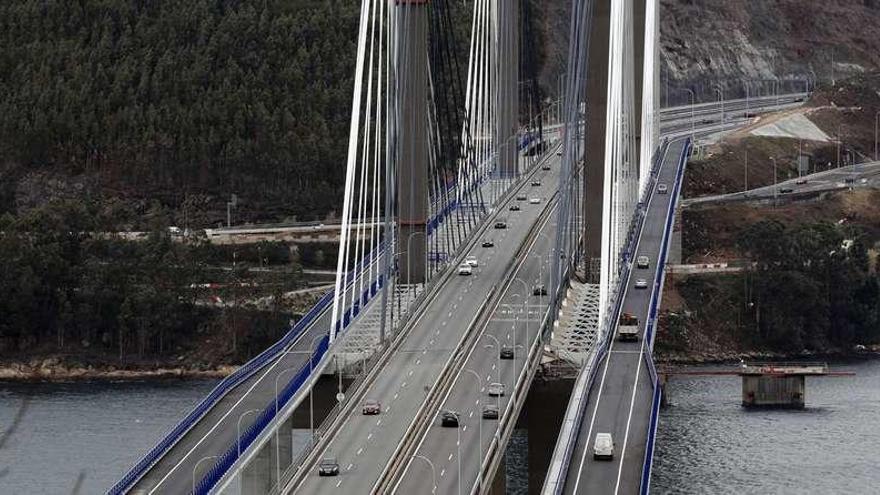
[108, 242, 385, 495]
[638, 138, 690, 494]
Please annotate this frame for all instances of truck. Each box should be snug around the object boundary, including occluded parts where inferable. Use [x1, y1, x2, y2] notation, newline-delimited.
[617, 312, 639, 342]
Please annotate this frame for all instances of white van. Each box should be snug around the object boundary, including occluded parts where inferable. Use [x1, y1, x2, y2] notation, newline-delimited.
[593, 433, 614, 460]
[636, 256, 650, 269]
[457, 264, 473, 276]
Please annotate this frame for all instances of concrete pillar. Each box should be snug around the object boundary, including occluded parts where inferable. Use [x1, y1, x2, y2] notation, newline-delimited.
[495, 0, 520, 178]
[741, 375, 806, 409]
[395, 0, 429, 285]
[584, 0, 611, 283]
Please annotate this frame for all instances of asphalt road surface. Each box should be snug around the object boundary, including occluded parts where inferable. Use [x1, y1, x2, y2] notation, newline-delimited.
[287, 150, 564, 495]
[562, 139, 686, 495]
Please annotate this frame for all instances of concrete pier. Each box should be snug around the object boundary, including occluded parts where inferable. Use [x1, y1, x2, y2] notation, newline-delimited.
[739, 363, 830, 409]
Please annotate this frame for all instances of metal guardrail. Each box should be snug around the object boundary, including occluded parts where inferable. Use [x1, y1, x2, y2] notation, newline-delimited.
[541, 136, 674, 495]
[638, 138, 691, 494]
[108, 243, 384, 495]
[209, 142, 557, 495]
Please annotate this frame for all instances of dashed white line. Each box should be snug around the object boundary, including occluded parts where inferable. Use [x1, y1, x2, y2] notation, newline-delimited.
[357, 447, 363, 456]
[336, 480, 342, 487]
[448, 453, 454, 461]
[441, 469, 446, 477]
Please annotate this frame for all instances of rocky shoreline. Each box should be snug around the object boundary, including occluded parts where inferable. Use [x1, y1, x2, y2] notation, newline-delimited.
[656, 346, 880, 366]
[0, 358, 237, 382]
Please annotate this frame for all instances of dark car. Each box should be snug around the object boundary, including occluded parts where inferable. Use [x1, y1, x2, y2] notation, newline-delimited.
[494, 221, 507, 229]
[500, 346, 514, 360]
[482, 239, 495, 248]
[531, 180, 541, 187]
[362, 399, 381, 415]
[318, 457, 340, 477]
[542, 164, 551, 170]
[482, 404, 500, 420]
[441, 410, 460, 427]
[533, 284, 547, 296]
[779, 187, 794, 194]
[516, 194, 527, 201]
[509, 204, 521, 211]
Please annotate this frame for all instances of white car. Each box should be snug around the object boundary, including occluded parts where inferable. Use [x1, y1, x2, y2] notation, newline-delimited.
[488, 382, 505, 397]
[636, 255, 650, 269]
[529, 198, 541, 204]
[657, 183, 668, 194]
[457, 264, 473, 276]
[465, 255, 479, 267]
[593, 433, 614, 460]
[635, 278, 648, 289]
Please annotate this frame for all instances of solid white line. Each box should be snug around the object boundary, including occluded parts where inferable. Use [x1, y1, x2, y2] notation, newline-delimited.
[613, 327, 648, 493]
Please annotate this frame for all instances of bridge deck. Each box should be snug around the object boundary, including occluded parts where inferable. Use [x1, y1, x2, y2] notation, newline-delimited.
[562, 139, 686, 495]
[285, 150, 563, 495]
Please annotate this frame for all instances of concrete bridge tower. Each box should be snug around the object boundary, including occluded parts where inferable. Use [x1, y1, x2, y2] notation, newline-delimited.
[395, 0, 430, 285]
[495, 0, 520, 178]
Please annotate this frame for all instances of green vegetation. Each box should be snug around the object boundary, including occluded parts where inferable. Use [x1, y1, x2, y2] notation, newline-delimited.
[736, 220, 880, 350]
[0, 1, 359, 225]
[0, 200, 302, 365]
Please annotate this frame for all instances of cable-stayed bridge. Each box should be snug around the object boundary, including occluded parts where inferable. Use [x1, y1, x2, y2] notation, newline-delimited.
[110, 1, 808, 494]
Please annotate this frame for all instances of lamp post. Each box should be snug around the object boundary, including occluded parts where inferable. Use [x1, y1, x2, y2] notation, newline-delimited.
[413, 455, 438, 494]
[713, 85, 724, 123]
[874, 111, 879, 161]
[237, 409, 261, 457]
[681, 88, 695, 144]
[482, 333, 502, 409]
[462, 368, 484, 490]
[193, 455, 219, 495]
[770, 157, 778, 206]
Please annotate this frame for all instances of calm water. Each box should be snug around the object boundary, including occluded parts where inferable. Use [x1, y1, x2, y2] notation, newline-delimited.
[0, 379, 218, 494]
[2, 360, 877, 494]
[653, 359, 880, 494]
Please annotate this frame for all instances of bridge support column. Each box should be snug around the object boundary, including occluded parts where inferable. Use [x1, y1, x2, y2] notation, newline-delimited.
[395, 0, 429, 285]
[495, 0, 520, 177]
[583, 0, 611, 285]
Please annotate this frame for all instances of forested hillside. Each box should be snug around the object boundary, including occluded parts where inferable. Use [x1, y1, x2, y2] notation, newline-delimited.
[0, 0, 359, 226]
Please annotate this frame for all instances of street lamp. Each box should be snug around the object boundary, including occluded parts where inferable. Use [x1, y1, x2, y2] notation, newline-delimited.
[192, 455, 219, 495]
[462, 368, 484, 490]
[874, 110, 879, 161]
[680, 88, 695, 144]
[482, 333, 502, 409]
[237, 409, 261, 457]
[770, 157, 778, 205]
[413, 455, 438, 494]
[713, 85, 725, 123]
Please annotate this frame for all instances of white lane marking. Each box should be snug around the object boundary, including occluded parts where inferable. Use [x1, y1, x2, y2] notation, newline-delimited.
[401, 381, 407, 388]
[368, 433, 373, 440]
[491, 363, 496, 370]
[487, 375, 491, 381]
[416, 359, 421, 365]
[448, 453, 453, 461]
[441, 469, 446, 477]
[463, 425, 467, 432]
[357, 447, 363, 456]
[469, 411, 474, 418]
[377, 419, 382, 426]
[347, 463, 353, 471]
[394, 393, 399, 400]
[336, 480, 342, 487]
[409, 370, 414, 377]
[423, 349, 427, 354]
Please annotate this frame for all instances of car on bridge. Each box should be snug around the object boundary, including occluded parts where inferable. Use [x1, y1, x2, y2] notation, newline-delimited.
[318, 457, 340, 476]
[618, 312, 640, 342]
[488, 382, 505, 397]
[516, 194, 527, 201]
[482, 404, 500, 419]
[465, 255, 479, 267]
[362, 399, 381, 415]
[542, 164, 551, 170]
[593, 433, 614, 460]
[779, 186, 794, 194]
[458, 263, 473, 276]
[509, 204, 521, 211]
[482, 239, 495, 248]
[529, 197, 541, 204]
[634, 278, 648, 289]
[533, 284, 547, 296]
[500, 346, 514, 359]
[441, 410, 460, 427]
[657, 183, 668, 194]
[494, 220, 508, 229]
[636, 255, 650, 269]
[531, 180, 541, 186]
